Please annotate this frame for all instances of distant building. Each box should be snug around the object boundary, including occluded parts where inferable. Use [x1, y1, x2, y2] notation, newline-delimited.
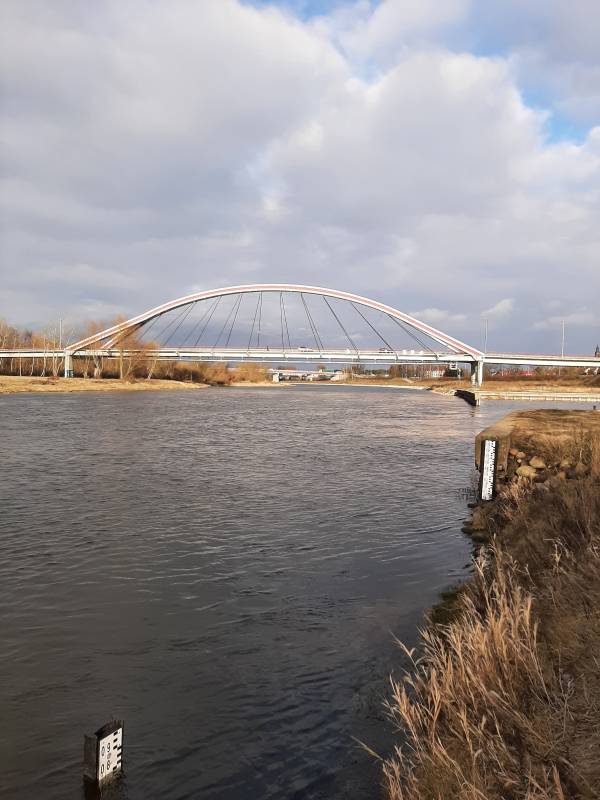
[596, 344, 600, 357]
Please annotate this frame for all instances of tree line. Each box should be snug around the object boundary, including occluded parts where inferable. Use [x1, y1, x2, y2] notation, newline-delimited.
[0, 318, 268, 384]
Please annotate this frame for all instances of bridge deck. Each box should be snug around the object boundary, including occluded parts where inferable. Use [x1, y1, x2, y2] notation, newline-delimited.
[1, 348, 599, 369]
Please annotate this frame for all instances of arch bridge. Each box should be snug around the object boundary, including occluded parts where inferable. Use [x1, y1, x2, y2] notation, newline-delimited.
[3, 284, 599, 384]
[64, 283, 486, 380]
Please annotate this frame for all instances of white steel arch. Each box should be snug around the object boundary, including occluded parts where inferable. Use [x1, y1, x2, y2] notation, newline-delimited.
[67, 283, 483, 359]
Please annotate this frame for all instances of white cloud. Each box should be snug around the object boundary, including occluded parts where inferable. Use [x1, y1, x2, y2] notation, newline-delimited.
[532, 311, 598, 331]
[316, 0, 470, 68]
[409, 308, 466, 325]
[0, 0, 599, 355]
[481, 299, 515, 319]
[467, 0, 600, 129]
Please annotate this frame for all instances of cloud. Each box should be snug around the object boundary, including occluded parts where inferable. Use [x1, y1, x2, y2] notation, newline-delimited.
[316, 0, 470, 67]
[409, 308, 467, 325]
[0, 0, 599, 356]
[481, 299, 515, 319]
[532, 311, 598, 331]
[466, 0, 600, 132]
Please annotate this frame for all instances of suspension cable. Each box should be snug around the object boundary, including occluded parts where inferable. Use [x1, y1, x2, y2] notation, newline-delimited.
[387, 314, 438, 355]
[213, 294, 241, 348]
[351, 303, 395, 351]
[323, 296, 358, 351]
[247, 293, 261, 350]
[181, 299, 214, 346]
[281, 292, 291, 349]
[109, 312, 162, 350]
[108, 322, 143, 350]
[193, 296, 221, 347]
[163, 301, 197, 347]
[153, 303, 194, 344]
[225, 294, 243, 348]
[257, 293, 263, 348]
[300, 293, 324, 350]
[279, 292, 286, 350]
[136, 314, 161, 344]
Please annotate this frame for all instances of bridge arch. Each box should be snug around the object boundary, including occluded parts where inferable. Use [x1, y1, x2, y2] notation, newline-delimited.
[67, 283, 483, 359]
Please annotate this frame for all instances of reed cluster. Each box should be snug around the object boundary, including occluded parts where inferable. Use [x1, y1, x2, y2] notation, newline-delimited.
[384, 474, 600, 800]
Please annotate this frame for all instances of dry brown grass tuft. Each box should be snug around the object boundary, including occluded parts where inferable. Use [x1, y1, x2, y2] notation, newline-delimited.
[232, 363, 268, 382]
[526, 427, 600, 473]
[383, 476, 600, 800]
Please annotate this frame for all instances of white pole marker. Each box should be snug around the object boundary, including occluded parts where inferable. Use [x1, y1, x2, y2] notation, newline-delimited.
[479, 439, 498, 501]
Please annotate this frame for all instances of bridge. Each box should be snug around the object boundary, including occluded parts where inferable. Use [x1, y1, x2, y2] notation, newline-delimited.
[2, 284, 599, 384]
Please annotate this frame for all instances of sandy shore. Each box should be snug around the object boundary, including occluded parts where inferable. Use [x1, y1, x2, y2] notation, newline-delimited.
[0, 375, 210, 394]
[228, 381, 290, 388]
[2, 374, 598, 398]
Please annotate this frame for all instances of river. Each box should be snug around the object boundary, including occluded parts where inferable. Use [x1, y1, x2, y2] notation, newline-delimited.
[1, 386, 592, 799]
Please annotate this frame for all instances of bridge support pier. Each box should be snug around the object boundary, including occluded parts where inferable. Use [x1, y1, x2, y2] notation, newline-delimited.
[476, 360, 484, 386]
[64, 351, 74, 378]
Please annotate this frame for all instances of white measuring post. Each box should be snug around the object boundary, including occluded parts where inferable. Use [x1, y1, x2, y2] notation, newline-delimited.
[479, 439, 499, 501]
[83, 720, 124, 786]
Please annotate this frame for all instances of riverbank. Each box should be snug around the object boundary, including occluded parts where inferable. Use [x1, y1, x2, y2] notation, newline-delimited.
[3, 374, 600, 407]
[447, 387, 600, 406]
[0, 375, 210, 394]
[328, 376, 600, 404]
[427, 377, 600, 405]
[384, 410, 600, 799]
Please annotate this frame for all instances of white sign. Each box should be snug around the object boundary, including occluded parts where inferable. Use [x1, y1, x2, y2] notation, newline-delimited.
[480, 439, 498, 501]
[97, 726, 123, 783]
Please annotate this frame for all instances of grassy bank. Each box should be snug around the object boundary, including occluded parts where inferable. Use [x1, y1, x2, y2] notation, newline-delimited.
[0, 364, 275, 394]
[0, 375, 212, 394]
[3, 371, 598, 397]
[383, 413, 600, 800]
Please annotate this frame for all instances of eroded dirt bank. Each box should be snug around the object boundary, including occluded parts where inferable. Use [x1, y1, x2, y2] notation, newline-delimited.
[384, 410, 600, 800]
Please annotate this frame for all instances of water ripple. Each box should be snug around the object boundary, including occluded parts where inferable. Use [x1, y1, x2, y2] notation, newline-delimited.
[3, 387, 583, 799]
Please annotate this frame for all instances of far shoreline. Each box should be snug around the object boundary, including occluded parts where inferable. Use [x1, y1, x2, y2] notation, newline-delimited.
[2, 374, 599, 403]
[0, 375, 210, 395]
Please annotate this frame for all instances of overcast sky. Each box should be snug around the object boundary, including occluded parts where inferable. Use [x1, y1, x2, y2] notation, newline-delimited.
[1, 0, 599, 353]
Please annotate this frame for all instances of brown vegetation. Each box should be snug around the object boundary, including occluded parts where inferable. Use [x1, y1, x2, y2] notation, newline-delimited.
[384, 430, 600, 800]
[0, 317, 68, 377]
[0, 317, 239, 385]
[233, 363, 268, 382]
[0, 375, 208, 394]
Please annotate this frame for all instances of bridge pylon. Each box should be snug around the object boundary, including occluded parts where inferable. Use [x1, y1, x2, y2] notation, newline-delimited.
[476, 360, 484, 386]
[64, 351, 74, 378]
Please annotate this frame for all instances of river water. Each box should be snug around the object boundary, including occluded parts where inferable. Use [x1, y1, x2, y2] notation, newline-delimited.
[1, 386, 592, 799]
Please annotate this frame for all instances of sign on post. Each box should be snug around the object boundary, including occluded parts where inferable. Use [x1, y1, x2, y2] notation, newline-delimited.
[84, 720, 124, 785]
[478, 439, 498, 501]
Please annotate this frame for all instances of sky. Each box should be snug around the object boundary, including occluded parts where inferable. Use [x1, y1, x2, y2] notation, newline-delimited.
[1, 0, 599, 354]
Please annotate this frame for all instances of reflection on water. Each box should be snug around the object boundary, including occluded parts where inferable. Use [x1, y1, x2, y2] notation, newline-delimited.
[0, 386, 591, 799]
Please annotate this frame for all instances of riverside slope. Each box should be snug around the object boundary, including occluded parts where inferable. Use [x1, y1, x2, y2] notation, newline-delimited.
[384, 409, 600, 800]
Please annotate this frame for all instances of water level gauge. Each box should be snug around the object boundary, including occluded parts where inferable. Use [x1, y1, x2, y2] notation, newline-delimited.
[83, 720, 124, 785]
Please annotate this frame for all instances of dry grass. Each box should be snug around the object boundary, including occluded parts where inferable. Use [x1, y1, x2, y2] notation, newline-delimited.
[521, 428, 600, 479]
[232, 363, 268, 382]
[383, 476, 600, 800]
[0, 375, 208, 394]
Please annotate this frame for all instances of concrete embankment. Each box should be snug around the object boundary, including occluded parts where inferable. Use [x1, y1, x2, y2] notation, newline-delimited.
[474, 407, 600, 475]
[383, 409, 600, 799]
[459, 408, 600, 543]
[452, 388, 600, 406]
